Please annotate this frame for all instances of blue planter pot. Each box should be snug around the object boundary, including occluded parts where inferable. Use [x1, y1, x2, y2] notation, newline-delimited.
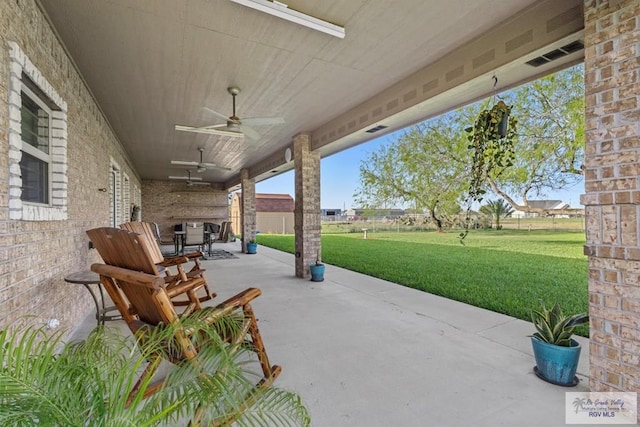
[309, 263, 325, 282]
[531, 337, 581, 386]
[246, 242, 257, 254]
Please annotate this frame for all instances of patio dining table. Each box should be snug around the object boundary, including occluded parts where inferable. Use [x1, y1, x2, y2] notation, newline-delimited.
[174, 230, 213, 256]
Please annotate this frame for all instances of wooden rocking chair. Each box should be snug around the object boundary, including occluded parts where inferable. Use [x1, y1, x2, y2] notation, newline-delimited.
[120, 221, 214, 308]
[86, 227, 281, 423]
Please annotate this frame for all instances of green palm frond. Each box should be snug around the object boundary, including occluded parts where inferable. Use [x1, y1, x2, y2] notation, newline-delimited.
[0, 318, 309, 426]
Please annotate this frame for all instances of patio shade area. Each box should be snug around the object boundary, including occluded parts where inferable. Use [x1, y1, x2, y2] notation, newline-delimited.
[71, 242, 589, 426]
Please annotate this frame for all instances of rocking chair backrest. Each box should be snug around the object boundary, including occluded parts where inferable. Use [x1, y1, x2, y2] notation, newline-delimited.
[119, 221, 165, 264]
[87, 227, 175, 326]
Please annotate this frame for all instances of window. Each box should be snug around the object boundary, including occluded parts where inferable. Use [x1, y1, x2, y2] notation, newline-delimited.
[8, 41, 68, 221]
[20, 87, 52, 205]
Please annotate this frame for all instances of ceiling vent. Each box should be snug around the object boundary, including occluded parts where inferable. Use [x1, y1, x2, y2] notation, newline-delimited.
[365, 124, 388, 133]
[525, 40, 584, 67]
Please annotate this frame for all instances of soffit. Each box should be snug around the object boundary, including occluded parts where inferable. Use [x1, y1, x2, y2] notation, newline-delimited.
[37, 0, 582, 187]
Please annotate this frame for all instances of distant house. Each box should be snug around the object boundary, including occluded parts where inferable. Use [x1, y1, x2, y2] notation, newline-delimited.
[321, 208, 344, 221]
[345, 208, 405, 220]
[512, 200, 570, 218]
[230, 193, 294, 235]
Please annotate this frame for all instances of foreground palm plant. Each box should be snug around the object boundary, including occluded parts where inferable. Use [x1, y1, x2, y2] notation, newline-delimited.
[0, 318, 310, 426]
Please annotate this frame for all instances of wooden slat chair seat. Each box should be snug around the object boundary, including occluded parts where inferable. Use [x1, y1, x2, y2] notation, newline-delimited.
[120, 221, 214, 308]
[86, 227, 281, 419]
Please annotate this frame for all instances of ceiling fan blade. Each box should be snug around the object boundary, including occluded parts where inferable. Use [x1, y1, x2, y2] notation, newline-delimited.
[199, 124, 228, 130]
[241, 116, 285, 126]
[191, 181, 211, 186]
[200, 162, 232, 171]
[239, 124, 261, 141]
[203, 107, 232, 123]
[168, 175, 202, 181]
[171, 160, 199, 167]
[175, 124, 244, 138]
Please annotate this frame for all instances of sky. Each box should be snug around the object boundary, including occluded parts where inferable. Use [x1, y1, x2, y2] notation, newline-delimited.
[256, 64, 587, 211]
[256, 127, 586, 210]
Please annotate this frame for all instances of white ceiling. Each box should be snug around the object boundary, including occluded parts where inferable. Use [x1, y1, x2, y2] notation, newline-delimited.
[38, 0, 584, 188]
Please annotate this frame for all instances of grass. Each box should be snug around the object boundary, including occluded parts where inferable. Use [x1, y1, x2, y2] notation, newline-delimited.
[256, 229, 589, 336]
[321, 217, 585, 233]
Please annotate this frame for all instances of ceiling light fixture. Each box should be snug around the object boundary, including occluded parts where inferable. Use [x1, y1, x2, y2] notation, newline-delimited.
[229, 0, 345, 39]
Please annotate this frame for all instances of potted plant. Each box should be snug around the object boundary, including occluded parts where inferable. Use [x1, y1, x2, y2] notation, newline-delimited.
[460, 100, 517, 243]
[246, 238, 258, 254]
[530, 301, 589, 386]
[130, 203, 140, 221]
[309, 251, 325, 282]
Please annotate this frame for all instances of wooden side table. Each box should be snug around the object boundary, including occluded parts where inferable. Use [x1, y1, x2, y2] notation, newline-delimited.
[64, 270, 122, 326]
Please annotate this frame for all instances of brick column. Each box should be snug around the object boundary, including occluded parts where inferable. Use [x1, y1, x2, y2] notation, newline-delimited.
[293, 133, 321, 278]
[584, 0, 640, 393]
[240, 168, 256, 253]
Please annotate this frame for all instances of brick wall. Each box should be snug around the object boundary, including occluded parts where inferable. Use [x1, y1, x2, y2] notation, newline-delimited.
[141, 180, 228, 240]
[0, 0, 140, 331]
[584, 0, 640, 392]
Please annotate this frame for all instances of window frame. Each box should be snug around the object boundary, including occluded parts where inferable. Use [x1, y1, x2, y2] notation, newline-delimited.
[8, 41, 68, 221]
[20, 84, 53, 207]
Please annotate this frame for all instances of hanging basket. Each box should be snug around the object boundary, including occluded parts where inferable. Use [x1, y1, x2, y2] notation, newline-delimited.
[460, 101, 517, 243]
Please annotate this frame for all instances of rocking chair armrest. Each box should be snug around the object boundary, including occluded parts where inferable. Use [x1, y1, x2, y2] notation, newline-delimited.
[217, 287, 262, 310]
[159, 252, 202, 266]
[182, 288, 262, 331]
[157, 256, 190, 267]
[91, 263, 165, 289]
[165, 277, 207, 299]
[183, 251, 204, 260]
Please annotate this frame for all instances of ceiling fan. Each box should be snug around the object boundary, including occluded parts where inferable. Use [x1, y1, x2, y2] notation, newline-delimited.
[175, 86, 285, 141]
[168, 170, 211, 186]
[171, 147, 231, 172]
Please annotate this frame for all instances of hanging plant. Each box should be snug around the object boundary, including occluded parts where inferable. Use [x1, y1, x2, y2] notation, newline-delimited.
[459, 100, 517, 243]
[130, 203, 140, 221]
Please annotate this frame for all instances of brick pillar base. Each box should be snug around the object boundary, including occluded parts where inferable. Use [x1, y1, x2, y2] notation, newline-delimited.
[293, 133, 321, 278]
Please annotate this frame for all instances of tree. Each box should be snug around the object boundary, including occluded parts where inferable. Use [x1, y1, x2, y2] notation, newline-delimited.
[486, 65, 585, 216]
[354, 116, 469, 231]
[479, 199, 514, 229]
[355, 64, 585, 219]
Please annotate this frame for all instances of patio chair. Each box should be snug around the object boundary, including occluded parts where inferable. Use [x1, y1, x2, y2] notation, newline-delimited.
[119, 221, 214, 309]
[218, 221, 234, 242]
[184, 223, 206, 254]
[86, 227, 281, 421]
[152, 221, 175, 247]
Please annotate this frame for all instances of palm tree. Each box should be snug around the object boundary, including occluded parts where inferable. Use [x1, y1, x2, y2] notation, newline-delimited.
[0, 319, 310, 426]
[479, 199, 514, 230]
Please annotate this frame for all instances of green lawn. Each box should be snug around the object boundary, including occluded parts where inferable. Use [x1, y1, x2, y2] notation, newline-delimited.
[256, 229, 589, 336]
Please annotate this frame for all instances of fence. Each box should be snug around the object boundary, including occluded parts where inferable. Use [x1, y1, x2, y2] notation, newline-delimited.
[321, 215, 585, 234]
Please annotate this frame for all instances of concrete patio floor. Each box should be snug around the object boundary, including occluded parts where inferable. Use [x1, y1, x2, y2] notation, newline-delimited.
[71, 241, 590, 427]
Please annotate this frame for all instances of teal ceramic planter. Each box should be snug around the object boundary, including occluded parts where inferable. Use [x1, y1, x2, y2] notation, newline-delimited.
[246, 242, 257, 254]
[531, 337, 581, 386]
[309, 263, 325, 282]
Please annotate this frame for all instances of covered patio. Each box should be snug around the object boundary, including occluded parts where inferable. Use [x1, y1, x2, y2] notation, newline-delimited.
[1, 0, 639, 414]
[72, 243, 589, 426]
